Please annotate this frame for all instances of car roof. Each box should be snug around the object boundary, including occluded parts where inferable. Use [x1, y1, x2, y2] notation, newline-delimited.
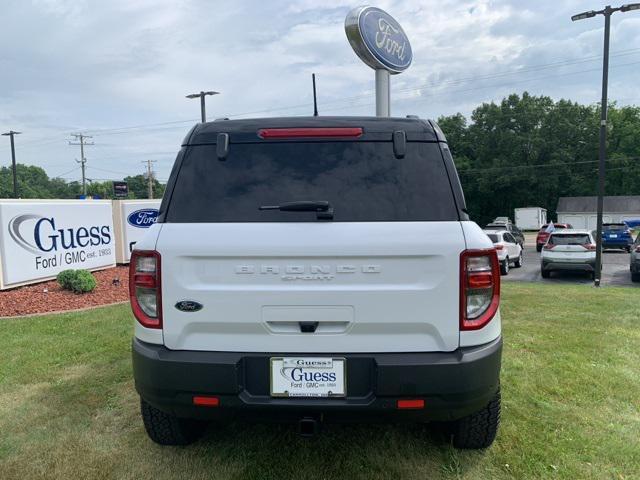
[183, 116, 440, 145]
[549, 229, 592, 235]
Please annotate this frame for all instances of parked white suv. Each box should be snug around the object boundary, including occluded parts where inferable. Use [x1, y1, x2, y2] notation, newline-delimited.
[540, 229, 597, 279]
[484, 229, 523, 275]
[130, 116, 502, 449]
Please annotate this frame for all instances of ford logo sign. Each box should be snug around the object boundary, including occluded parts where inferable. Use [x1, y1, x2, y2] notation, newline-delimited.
[175, 300, 203, 312]
[345, 6, 413, 74]
[127, 209, 158, 228]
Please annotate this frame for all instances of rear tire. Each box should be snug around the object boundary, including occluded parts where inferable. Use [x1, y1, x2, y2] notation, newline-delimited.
[500, 259, 509, 275]
[632, 272, 640, 283]
[536, 245, 542, 252]
[140, 398, 207, 445]
[541, 269, 550, 278]
[450, 389, 501, 449]
[514, 253, 523, 268]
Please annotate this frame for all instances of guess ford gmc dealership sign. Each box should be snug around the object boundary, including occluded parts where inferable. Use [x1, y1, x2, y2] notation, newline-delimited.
[0, 200, 116, 289]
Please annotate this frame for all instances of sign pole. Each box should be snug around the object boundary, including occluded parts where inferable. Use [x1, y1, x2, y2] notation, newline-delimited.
[375, 69, 390, 117]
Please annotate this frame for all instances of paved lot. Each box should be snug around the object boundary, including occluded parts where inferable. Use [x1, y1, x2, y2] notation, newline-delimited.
[503, 246, 638, 287]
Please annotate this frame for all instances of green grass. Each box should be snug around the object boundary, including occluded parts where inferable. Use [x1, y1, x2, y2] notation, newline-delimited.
[1, 283, 639, 479]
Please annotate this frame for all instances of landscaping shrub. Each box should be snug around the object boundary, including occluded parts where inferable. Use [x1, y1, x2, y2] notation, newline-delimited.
[57, 269, 97, 293]
[56, 269, 77, 290]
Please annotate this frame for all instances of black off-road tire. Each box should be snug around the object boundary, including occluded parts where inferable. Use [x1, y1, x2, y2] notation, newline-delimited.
[451, 389, 501, 449]
[632, 272, 640, 283]
[140, 398, 207, 445]
[536, 244, 542, 252]
[541, 269, 550, 279]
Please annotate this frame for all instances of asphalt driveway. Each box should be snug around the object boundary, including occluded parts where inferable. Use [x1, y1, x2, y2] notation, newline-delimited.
[502, 246, 638, 287]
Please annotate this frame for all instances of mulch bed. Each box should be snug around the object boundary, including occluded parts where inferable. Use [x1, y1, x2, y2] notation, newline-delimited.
[0, 266, 130, 317]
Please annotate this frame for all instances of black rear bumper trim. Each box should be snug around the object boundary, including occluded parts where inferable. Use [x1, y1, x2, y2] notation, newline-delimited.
[132, 336, 502, 422]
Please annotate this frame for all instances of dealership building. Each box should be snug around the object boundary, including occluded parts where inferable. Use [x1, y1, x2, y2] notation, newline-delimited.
[556, 195, 640, 229]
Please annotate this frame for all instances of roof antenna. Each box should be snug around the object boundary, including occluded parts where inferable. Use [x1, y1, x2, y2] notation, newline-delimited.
[312, 73, 319, 116]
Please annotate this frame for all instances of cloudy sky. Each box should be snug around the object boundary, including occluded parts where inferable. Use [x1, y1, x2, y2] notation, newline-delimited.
[1, 0, 639, 182]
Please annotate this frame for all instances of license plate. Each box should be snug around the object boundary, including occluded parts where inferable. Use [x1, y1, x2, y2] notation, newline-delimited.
[609, 234, 618, 238]
[270, 357, 346, 397]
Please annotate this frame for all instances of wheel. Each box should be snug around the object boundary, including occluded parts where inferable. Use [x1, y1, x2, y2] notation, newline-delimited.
[590, 271, 596, 280]
[541, 269, 550, 279]
[514, 252, 523, 268]
[450, 388, 501, 449]
[536, 245, 542, 253]
[140, 398, 207, 445]
[625, 246, 631, 253]
[500, 259, 509, 275]
[632, 272, 640, 283]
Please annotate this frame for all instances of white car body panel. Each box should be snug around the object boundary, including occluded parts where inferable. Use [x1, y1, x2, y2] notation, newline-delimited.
[155, 222, 472, 353]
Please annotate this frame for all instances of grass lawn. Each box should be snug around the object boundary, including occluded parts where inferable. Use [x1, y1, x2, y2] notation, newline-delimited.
[1, 283, 639, 480]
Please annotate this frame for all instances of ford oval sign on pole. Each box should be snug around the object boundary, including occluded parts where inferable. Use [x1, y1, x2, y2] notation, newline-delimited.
[345, 6, 413, 117]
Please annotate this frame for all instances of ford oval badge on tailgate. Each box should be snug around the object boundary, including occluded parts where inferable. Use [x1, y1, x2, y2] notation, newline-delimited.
[175, 300, 203, 312]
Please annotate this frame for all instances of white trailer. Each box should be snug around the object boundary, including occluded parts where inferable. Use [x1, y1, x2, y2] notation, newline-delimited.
[514, 207, 547, 230]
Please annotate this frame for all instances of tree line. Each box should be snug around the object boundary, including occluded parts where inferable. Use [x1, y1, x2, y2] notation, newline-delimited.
[0, 164, 165, 200]
[438, 92, 640, 226]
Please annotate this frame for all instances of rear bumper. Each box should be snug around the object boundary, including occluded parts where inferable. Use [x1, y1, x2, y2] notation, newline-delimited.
[541, 258, 596, 272]
[603, 240, 632, 249]
[132, 336, 502, 422]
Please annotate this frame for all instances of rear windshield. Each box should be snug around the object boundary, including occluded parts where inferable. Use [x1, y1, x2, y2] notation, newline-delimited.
[486, 234, 499, 243]
[603, 224, 626, 231]
[165, 142, 459, 222]
[548, 234, 591, 245]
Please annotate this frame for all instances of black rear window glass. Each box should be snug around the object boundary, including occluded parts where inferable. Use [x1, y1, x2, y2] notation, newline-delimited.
[165, 142, 458, 222]
[548, 234, 591, 245]
[486, 234, 499, 243]
[603, 224, 626, 231]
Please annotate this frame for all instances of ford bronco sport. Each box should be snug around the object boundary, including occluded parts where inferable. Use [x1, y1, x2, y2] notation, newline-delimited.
[130, 116, 502, 449]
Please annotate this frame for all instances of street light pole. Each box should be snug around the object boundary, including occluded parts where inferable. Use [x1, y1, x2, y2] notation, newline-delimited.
[185, 90, 220, 123]
[1, 130, 21, 198]
[571, 3, 640, 287]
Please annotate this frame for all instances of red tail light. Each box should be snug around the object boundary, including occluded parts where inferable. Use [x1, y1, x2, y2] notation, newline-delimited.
[543, 244, 555, 250]
[193, 396, 220, 407]
[397, 399, 425, 409]
[635, 246, 640, 253]
[495, 244, 504, 250]
[257, 127, 363, 139]
[582, 244, 597, 251]
[460, 249, 500, 331]
[129, 250, 162, 329]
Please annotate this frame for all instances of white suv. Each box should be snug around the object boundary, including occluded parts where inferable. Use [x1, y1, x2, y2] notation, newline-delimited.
[540, 229, 597, 279]
[130, 116, 502, 449]
[483, 229, 523, 275]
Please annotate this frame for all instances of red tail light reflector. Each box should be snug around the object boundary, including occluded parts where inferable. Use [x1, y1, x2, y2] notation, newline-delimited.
[129, 250, 162, 329]
[193, 396, 220, 407]
[543, 244, 555, 250]
[258, 127, 363, 139]
[397, 399, 425, 409]
[460, 249, 500, 331]
[582, 244, 597, 251]
[494, 244, 504, 250]
[636, 246, 640, 253]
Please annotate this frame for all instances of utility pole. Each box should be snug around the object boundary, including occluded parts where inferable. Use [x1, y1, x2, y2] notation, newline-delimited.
[143, 160, 157, 199]
[1, 130, 21, 198]
[572, 3, 640, 287]
[185, 90, 220, 122]
[69, 133, 94, 196]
